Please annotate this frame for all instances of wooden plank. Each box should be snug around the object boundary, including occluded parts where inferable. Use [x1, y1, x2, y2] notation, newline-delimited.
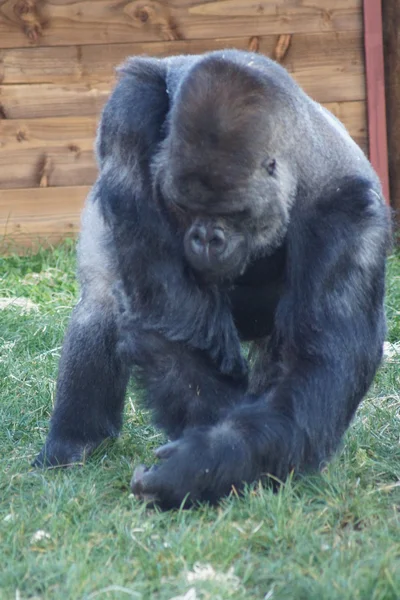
[1, 234, 73, 252]
[363, 0, 389, 204]
[0, 0, 362, 49]
[382, 0, 400, 219]
[0, 102, 368, 190]
[0, 75, 364, 120]
[0, 31, 364, 86]
[0, 32, 365, 119]
[0, 45, 80, 84]
[0, 81, 110, 119]
[0, 116, 97, 188]
[0, 185, 89, 250]
[324, 101, 368, 154]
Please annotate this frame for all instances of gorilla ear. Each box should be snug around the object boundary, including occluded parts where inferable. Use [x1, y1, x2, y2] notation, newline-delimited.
[262, 158, 276, 176]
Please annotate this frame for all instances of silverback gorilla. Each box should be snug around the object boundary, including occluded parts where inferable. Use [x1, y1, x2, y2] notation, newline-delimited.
[34, 50, 390, 509]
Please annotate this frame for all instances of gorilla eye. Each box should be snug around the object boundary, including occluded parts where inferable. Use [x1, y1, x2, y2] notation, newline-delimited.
[263, 158, 276, 176]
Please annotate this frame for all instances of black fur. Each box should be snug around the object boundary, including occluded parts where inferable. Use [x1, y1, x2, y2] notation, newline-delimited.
[34, 50, 390, 510]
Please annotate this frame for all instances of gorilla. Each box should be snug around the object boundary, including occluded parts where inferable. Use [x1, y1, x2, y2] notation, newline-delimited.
[34, 50, 390, 509]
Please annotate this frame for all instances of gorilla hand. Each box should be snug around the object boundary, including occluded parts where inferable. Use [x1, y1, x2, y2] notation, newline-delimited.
[131, 424, 255, 509]
[131, 399, 300, 509]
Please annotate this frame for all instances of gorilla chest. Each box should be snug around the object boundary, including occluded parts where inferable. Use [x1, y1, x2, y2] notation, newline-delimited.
[229, 244, 286, 341]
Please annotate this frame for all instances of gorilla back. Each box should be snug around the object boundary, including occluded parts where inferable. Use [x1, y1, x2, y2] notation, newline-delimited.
[34, 50, 390, 510]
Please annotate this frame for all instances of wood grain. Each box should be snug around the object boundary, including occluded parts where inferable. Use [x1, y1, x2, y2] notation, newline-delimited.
[0, 75, 364, 119]
[0, 116, 97, 188]
[0, 31, 363, 85]
[0, 81, 110, 119]
[0, 0, 362, 49]
[324, 100, 367, 152]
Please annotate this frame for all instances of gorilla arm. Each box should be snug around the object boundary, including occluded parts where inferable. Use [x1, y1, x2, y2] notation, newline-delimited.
[97, 56, 247, 378]
[132, 179, 389, 509]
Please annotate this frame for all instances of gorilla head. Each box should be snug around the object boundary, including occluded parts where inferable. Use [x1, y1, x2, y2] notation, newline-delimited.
[153, 56, 297, 281]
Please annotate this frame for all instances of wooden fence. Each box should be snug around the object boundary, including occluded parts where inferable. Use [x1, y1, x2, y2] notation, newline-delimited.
[0, 0, 368, 250]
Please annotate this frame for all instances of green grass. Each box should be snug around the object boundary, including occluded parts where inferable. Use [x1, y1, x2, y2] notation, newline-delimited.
[1, 242, 399, 600]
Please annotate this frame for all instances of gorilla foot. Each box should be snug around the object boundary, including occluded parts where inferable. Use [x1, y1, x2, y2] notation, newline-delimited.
[33, 437, 99, 468]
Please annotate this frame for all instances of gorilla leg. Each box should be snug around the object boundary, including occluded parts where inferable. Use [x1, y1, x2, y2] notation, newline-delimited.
[34, 197, 131, 467]
[34, 297, 130, 466]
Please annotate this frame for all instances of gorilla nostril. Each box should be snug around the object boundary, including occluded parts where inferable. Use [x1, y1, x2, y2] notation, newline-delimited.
[207, 227, 226, 254]
[209, 229, 225, 248]
[189, 225, 207, 255]
[191, 236, 203, 253]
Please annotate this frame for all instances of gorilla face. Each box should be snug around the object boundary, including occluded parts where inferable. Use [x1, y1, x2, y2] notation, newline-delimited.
[154, 151, 295, 281]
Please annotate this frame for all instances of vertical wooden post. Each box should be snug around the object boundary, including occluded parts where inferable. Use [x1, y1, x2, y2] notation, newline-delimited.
[382, 0, 400, 225]
[363, 0, 390, 205]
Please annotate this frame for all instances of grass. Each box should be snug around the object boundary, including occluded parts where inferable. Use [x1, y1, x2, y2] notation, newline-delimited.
[0, 241, 399, 600]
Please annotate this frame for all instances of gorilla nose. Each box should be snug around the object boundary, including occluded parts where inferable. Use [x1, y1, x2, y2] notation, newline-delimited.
[189, 224, 226, 256]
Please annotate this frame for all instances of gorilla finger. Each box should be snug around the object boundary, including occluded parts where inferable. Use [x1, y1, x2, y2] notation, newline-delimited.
[131, 463, 175, 500]
[130, 464, 148, 495]
[154, 440, 181, 459]
[131, 464, 162, 495]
